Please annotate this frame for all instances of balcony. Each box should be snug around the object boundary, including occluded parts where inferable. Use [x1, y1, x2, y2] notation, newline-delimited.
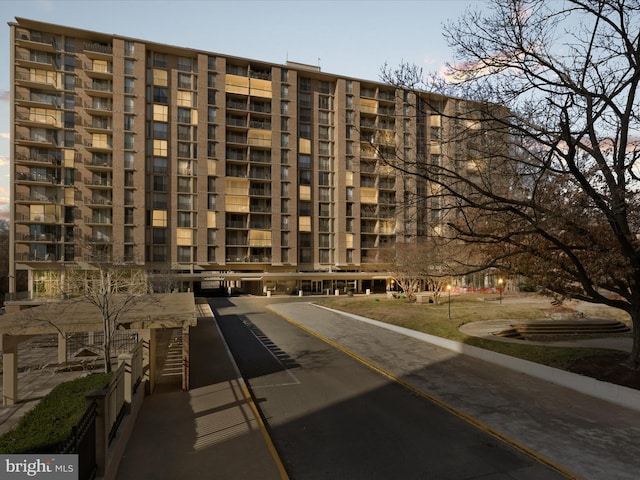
[84, 216, 112, 226]
[15, 70, 59, 89]
[15, 112, 62, 128]
[249, 203, 271, 213]
[84, 196, 112, 206]
[15, 133, 60, 148]
[249, 120, 271, 130]
[249, 102, 271, 114]
[84, 140, 113, 152]
[15, 92, 62, 109]
[15, 51, 59, 70]
[248, 168, 271, 180]
[85, 81, 113, 96]
[84, 234, 112, 244]
[84, 177, 113, 188]
[16, 171, 58, 184]
[16, 31, 59, 51]
[84, 100, 113, 114]
[225, 255, 272, 263]
[20, 232, 58, 242]
[226, 116, 247, 128]
[16, 252, 60, 262]
[84, 42, 113, 56]
[84, 156, 113, 170]
[15, 213, 60, 224]
[84, 61, 113, 77]
[227, 100, 247, 111]
[249, 187, 271, 197]
[226, 133, 247, 145]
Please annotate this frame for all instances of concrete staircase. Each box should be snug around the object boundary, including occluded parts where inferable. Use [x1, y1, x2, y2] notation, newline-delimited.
[494, 318, 630, 340]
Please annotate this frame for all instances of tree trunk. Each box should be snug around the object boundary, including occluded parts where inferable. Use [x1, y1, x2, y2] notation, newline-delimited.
[628, 310, 640, 370]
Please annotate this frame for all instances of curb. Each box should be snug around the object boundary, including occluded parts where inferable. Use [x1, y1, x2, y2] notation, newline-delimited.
[312, 304, 640, 413]
[210, 317, 290, 480]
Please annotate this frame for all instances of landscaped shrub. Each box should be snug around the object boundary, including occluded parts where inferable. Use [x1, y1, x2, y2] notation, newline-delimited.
[0, 373, 111, 454]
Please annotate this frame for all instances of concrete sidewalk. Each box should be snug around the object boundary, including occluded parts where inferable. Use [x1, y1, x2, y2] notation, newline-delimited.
[0, 335, 88, 436]
[269, 300, 640, 480]
[116, 315, 286, 480]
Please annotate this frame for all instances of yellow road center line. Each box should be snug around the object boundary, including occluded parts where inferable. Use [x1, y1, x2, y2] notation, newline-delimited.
[270, 307, 585, 480]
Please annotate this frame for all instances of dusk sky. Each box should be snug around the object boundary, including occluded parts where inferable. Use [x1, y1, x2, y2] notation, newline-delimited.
[0, 0, 485, 221]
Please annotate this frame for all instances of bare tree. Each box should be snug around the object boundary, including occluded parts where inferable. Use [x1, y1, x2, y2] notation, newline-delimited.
[382, 0, 640, 368]
[63, 263, 149, 372]
[380, 242, 425, 300]
[381, 236, 466, 303]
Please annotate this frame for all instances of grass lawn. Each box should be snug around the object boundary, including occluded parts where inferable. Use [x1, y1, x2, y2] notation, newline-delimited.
[316, 293, 633, 372]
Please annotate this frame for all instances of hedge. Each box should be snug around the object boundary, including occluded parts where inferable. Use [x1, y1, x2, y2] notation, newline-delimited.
[0, 373, 111, 453]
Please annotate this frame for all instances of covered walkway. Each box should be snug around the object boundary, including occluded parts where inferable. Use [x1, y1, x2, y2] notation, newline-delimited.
[0, 292, 198, 405]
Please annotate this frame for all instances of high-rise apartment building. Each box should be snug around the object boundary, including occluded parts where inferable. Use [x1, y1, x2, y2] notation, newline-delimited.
[8, 18, 468, 299]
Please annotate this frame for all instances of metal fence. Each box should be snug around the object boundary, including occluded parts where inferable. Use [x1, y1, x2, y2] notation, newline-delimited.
[60, 339, 145, 480]
[60, 400, 97, 480]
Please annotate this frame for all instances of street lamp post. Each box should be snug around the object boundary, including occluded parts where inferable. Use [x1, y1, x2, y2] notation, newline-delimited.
[498, 278, 503, 305]
[447, 284, 452, 320]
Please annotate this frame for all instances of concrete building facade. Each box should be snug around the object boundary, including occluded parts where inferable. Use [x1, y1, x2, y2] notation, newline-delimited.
[8, 18, 468, 298]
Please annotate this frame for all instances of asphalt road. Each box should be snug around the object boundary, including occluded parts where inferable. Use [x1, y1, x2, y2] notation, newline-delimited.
[210, 296, 568, 480]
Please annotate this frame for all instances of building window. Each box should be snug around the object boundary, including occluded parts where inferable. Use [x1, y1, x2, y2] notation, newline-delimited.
[153, 104, 168, 122]
[124, 152, 135, 169]
[153, 176, 167, 192]
[124, 115, 135, 131]
[299, 92, 312, 107]
[177, 108, 192, 123]
[299, 78, 311, 92]
[178, 212, 191, 228]
[299, 248, 312, 263]
[152, 227, 167, 243]
[124, 41, 135, 57]
[125, 59, 135, 75]
[178, 57, 193, 72]
[299, 124, 311, 139]
[208, 107, 217, 122]
[152, 245, 167, 262]
[153, 87, 168, 103]
[152, 52, 167, 68]
[153, 140, 167, 156]
[125, 77, 134, 94]
[153, 122, 167, 139]
[319, 250, 330, 263]
[124, 96, 134, 113]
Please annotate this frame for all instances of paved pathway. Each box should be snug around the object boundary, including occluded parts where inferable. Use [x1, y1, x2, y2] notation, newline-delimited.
[269, 300, 640, 480]
[0, 335, 87, 436]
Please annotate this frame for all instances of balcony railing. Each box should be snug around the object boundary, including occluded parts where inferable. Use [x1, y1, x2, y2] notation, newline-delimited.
[84, 42, 113, 55]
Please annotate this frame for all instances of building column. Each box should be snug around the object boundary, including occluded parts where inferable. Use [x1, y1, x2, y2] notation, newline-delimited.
[1, 334, 32, 406]
[58, 332, 68, 363]
[139, 328, 157, 394]
[182, 323, 190, 391]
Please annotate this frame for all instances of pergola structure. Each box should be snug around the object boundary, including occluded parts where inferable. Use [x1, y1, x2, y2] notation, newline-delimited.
[0, 292, 199, 405]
